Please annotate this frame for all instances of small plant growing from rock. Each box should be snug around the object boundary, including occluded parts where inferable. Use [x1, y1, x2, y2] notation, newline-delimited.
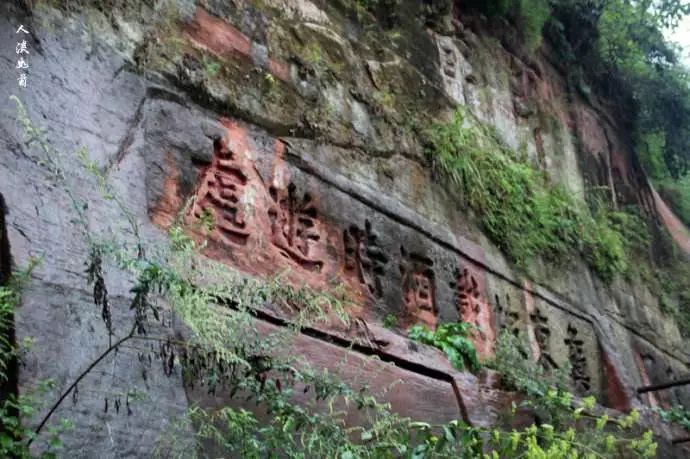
[657, 405, 690, 431]
[408, 322, 480, 372]
[382, 313, 397, 329]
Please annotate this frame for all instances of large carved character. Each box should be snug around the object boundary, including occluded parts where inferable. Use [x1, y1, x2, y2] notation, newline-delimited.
[399, 248, 436, 328]
[268, 183, 323, 271]
[343, 220, 388, 300]
[188, 138, 251, 246]
[451, 267, 496, 358]
[565, 324, 591, 395]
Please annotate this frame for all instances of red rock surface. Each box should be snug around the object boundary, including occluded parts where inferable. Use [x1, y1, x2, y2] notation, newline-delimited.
[651, 184, 690, 256]
[454, 264, 496, 359]
[185, 7, 290, 82]
[602, 350, 631, 411]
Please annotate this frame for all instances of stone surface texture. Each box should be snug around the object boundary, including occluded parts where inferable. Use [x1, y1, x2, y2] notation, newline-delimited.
[0, 0, 689, 457]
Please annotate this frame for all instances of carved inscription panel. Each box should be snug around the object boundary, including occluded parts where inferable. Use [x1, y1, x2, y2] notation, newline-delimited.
[530, 306, 557, 371]
[495, 293, 522, 337]
[177, 117, 608, 397]
[565, 324, 591, 394]
[183, 120, 335, 285]
[526, 300, 601, 395]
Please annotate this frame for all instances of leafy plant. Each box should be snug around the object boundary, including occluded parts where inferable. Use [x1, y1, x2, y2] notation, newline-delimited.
[0, 261, 73, 458]
[425, 108, 642, 281]
[382, 313, 397, 329]
[657, 405, 690, 431]
[0, 381, 74, 459]
[487, 332, 657, 458]
[408, 322, 480, 372]
[465, 0, 550, 50]
[487, 331, 564, 397]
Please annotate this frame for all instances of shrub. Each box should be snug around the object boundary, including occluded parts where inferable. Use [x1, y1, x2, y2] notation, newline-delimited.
[467, 0, 550, 50]
[408, 322, 480, 372]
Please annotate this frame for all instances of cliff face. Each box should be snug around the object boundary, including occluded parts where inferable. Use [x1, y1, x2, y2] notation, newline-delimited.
[1, 0, 689, 456]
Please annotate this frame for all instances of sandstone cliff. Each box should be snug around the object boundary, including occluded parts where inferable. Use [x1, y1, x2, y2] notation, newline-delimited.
[1, 0, 689, 457]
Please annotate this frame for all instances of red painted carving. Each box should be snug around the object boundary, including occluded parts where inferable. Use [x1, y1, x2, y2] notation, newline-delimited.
[188, 138, 250, 245]
[451, 267, 495, 358]
[268, 183, 323, 271]
[400, 248, 436, 329]
[343, 220, 388, 299]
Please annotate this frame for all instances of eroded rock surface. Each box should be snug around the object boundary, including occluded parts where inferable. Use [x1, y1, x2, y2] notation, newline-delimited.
[1, 0, 689, 457]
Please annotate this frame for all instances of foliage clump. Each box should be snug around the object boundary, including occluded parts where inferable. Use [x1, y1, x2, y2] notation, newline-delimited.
[425, 109, 643, 281]
[657, 405, 690, 431]
[408, 322, 480, 372]
[1, 264, 74, 458]
[472, 0, 551, 50]
[487, 332, 658, 459]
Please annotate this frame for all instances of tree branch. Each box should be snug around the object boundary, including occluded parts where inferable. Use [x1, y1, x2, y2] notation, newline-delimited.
[30, 324, 137, 443]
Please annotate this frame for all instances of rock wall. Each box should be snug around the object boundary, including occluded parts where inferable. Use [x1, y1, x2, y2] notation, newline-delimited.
[1, 0, 689, 457]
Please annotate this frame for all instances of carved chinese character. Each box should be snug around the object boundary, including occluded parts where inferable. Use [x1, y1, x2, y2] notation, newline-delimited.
[343, 220, 388, 299]
[188, 138, 250, 245]
[450, 267, 496, 357]
[452, 268, 482, 325]
[495, 293, 521, 337]
[268, 183, 323, 271]
[530, 307, 557, 370]
[399, 248, 436, 328]
[565, 324, 591, 394]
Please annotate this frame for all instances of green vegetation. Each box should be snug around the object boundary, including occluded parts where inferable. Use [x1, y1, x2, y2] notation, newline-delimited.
[383, 313, 398, 329]
[655, 252, 690, 337]
[468, 0, 690, 226]
[488, 332, 657, 458]
[0, 263, 73, 458]
[425, 108, 644, 281]
[488, 331, 569, 398]
[657, 175, 690, 226]
[469, 0, 551, 50]
[657, 405, 690, 431]
[0, 286, 19, 382]
[354, 0, 402, 27]
[408, 322, 480, 372]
